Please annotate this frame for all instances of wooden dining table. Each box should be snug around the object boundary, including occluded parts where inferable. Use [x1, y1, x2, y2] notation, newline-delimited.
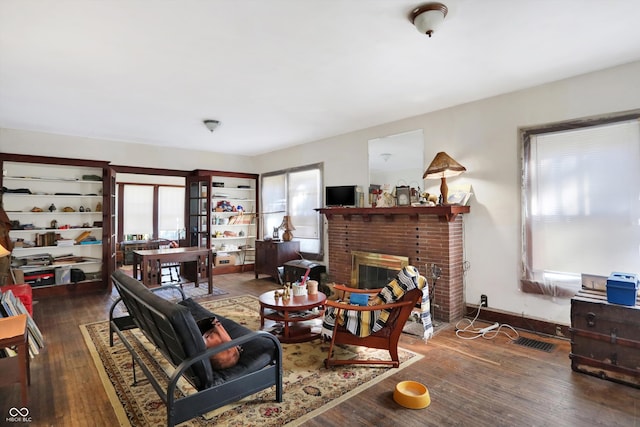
[132, 247, 213, 294]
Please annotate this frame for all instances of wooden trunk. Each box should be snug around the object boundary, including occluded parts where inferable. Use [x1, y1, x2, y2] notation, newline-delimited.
[570, 289, 640, 388]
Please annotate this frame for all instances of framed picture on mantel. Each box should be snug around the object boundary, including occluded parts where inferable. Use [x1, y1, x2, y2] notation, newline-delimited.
[395, 186, 411, 206]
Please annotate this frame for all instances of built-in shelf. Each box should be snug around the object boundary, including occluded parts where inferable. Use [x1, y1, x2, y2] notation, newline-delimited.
[187, 170, 259, 275]
[1, 152, 110, 296]
[10, 227, 101, 232]
[316, 205, 470, 222]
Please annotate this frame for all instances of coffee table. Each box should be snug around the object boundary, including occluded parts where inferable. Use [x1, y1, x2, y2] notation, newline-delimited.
[259, 291, 327, 343]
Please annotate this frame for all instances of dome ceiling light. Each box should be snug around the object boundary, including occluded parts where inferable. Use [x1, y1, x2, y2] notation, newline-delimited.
[203, 119, 221, 132]
[409, 3, 448, 37]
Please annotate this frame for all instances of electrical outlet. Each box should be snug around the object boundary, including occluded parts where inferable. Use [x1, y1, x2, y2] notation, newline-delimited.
[480, 294, 488, 307]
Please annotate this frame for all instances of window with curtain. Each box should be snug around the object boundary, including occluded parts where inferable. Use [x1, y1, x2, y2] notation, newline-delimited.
[121, 184, 185, 241]
[158, 186, 185, 240]
[123, 185, 153, 239]
[521, 113, 640, 298]
[261, 163, 323, 256]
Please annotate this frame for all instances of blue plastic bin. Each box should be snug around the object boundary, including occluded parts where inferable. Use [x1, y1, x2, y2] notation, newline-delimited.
[606, 272, 638, 306]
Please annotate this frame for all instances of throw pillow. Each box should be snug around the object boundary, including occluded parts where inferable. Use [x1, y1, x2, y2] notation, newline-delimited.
[202, 317, 241, 370]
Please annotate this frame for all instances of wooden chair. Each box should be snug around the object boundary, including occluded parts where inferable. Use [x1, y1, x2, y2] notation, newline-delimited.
[149, 239, 182, 285]
[324, 284, 423, 368]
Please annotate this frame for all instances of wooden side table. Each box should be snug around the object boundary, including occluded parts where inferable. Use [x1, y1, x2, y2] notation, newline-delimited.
[0, 314, 30, 405]
[255, 240, 300, 282]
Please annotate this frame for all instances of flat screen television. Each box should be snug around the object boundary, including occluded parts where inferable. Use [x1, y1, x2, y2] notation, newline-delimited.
[325, 185, 357, 207]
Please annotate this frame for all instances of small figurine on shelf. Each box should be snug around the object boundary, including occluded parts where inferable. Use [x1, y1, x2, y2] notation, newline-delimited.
[216, 200, 234, 212]
[282, 282, 291, 300]
[48, 203, 57, 212]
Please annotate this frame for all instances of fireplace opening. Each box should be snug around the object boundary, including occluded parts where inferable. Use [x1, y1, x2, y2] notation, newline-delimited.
[351, 251, 409, 289]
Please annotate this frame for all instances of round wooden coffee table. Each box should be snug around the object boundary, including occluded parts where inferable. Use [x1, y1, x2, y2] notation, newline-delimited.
[259, 290, 327, 343]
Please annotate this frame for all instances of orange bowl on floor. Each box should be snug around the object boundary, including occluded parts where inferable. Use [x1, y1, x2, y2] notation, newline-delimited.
[393, 381, 431, 409]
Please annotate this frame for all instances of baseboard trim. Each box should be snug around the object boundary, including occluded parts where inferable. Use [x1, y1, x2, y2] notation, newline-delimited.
[465, 304, 571, 340]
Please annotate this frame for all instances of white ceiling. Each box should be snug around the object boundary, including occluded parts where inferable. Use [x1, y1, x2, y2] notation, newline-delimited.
[2, 0, 640, 156]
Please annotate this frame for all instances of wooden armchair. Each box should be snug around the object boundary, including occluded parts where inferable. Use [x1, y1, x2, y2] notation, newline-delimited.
[324, 284, 423, 368]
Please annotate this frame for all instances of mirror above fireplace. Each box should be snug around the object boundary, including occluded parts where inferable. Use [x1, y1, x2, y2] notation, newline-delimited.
[368, 129, 424, 193]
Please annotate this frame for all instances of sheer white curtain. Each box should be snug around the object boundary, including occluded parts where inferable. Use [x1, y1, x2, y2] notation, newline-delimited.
[523, 119, 640, 295]
[123, 185, 153, 238]
[158, 186, 185, 240]
[288, 168, 321, 253]
[262, 174, 286, 240]
[261, 164, 322, 255]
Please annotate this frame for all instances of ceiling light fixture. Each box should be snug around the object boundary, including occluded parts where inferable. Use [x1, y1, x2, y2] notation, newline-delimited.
[380, 153, 392, 162]
[409, 2, 448, 37]
[203, 119, 221, 132]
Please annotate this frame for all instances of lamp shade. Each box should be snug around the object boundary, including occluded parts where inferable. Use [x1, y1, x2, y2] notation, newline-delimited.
[280, 215, 296, 242]
[0, 243, 10, 258]
[280, 215, 296, 231]
[423, 152, 466, 179]
[423, 152, 466, 205]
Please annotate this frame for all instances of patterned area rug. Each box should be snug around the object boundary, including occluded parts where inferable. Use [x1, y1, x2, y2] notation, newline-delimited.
[81, 295, 423, 426]
[113, 265, 228, 301]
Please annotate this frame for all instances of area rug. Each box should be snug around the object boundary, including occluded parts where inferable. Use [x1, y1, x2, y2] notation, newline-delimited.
[113, 265, 228, 301]
[81, 295, 423, 426]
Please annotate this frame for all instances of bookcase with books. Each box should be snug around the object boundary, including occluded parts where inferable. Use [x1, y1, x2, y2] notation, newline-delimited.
[0, 153, 111, 296]
[187, 170, 259, 275]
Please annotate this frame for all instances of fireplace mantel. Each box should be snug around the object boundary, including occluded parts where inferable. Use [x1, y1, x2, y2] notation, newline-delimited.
[320, 205, 469, 322]
[316, 205, 470, 222]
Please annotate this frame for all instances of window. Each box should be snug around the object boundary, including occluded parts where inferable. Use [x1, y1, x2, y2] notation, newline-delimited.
[123, 185, 153, 239]
[120, 183, 185, 241]
[158, 186, 186, 240]
[261, 163, 323, 257]
[521, 112, 640, 297]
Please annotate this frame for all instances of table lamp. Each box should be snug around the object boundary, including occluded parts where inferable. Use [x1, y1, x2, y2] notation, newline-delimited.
[279, 216, 296, 242]
[423, 152, 466, 205]
[0, 243, 13, 285]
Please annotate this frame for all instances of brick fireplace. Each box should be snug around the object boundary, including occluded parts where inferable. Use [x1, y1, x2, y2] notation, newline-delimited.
[318, 206, 469, 322]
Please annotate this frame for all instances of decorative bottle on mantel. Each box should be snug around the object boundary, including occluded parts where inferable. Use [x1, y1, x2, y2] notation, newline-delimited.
[356, 186, 364, 207]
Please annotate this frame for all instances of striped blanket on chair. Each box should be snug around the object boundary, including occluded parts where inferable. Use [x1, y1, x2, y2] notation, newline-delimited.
[321, 265, 434, 340]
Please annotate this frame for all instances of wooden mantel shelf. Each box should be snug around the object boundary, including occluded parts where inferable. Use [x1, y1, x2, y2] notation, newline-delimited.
[316, 205, 470, 222]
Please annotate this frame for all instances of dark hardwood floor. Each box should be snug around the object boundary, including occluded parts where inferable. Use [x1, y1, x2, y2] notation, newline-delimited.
[1, 272, 638, 426]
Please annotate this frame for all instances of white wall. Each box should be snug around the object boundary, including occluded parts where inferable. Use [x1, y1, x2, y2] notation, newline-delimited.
[0, 129, 255, 173]
[2, 60, 639, 325]
[254, 60, 640, 325]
